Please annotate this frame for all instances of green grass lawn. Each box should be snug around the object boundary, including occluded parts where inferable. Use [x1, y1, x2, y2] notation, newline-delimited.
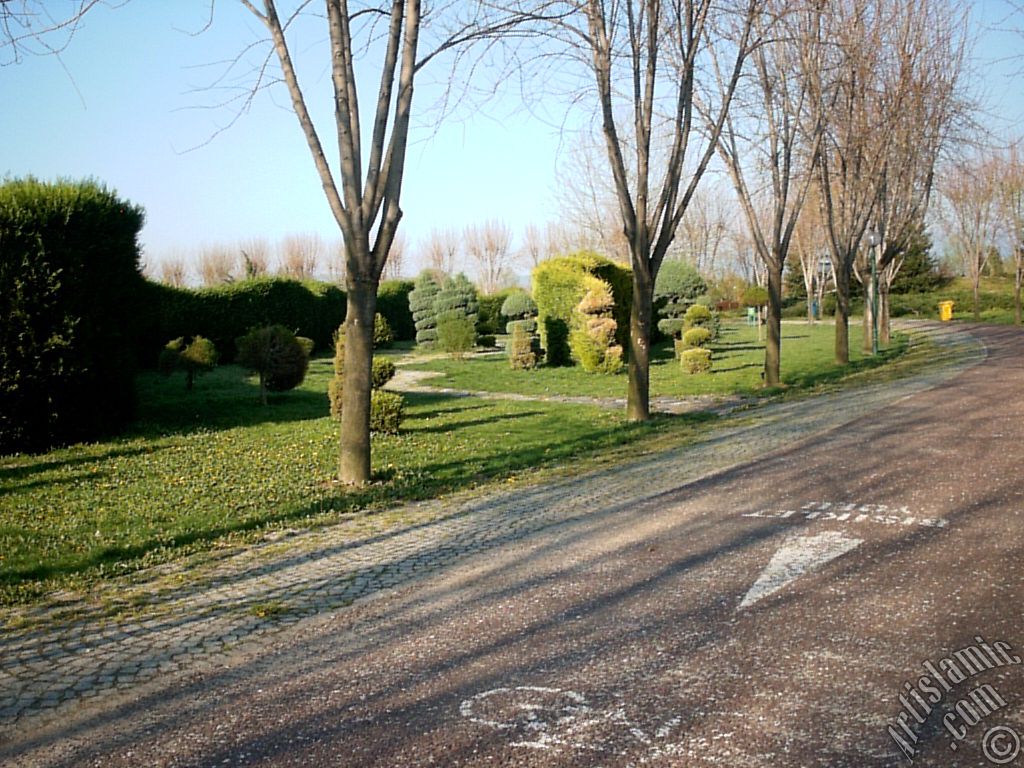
[0, 323, 912, 606]
[0, 357, 715, 605]
[408, 321, 907, 398]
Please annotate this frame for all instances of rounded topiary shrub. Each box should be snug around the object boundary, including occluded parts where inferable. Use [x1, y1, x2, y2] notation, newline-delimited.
[505, 318, 537, 336]
[680, 347, 713, 374]
[682, 327, 712, 349]
[370, 390, 405, 434]
[159, 335, 218, 390]
[371, 357, 396, 390]
[500, 290, 538, 321]
[657, 317, 686, 339]
[236, 325, 310, 404]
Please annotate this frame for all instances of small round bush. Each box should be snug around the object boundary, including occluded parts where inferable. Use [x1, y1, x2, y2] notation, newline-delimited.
[371, 357, 396, 389]
[656, 317, 686, 339]
[680, 347, 713, 374]
[477, 334, 496, 349]
[684, 304, 713, 325]
[506, 317, 537, 336]
[500, 290, 538, 320]
[370, 390, 405, 434]
[236, 325, 310, 404]
[373, 313, 393, 348]
[159, 336, 218, 390]
[682, 327, 712, 349]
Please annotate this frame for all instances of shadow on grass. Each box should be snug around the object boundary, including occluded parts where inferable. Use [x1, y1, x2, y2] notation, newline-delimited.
[0, 404, 706, 592]
[130, 364, 333, 438]
[0, 444, 162, 483]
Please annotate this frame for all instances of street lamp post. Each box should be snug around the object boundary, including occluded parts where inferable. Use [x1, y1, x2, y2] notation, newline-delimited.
[866, 227, 880, 356]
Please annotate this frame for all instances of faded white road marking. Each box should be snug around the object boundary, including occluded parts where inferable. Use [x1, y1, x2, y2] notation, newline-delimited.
[742, 501, 947, 529]
[460, 686, 685, 758]
[739, 531, 862, 609]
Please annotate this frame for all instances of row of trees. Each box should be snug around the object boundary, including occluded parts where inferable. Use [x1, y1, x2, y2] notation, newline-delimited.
[4, 0, 984, 486]
[937, 147, 1024, 322]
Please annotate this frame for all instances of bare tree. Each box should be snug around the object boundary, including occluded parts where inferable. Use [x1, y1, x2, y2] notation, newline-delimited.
[0, 0, 107, 65]
[381, 230, 407, 280]
[857, 0, 970, 347]
[553, 133, 632, 261]
[804, 0, 896, 363]
[939, 156, 1002, 319]
[677, 189, 731, 274]
[241, 1, 519, 484]
[240, 237, 272, 279]
[422, 226, 460, 276]
[544, 220, 575, 258]
[714, 0, 820, 385]
[198, 244, 238, 285]
[465, 219, 513, 294]
[159, 256, 190, 288]
[321, 238, 344, 283]
[792, 189, 832, 324]
[278, 233, 323, 280]
[997, 144, 1024, 324]
[513, 0, 762, 419]
[521, 222, 545, 268]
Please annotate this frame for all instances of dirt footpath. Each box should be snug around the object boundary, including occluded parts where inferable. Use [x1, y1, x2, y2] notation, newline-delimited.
[3, 324, 1023, 768]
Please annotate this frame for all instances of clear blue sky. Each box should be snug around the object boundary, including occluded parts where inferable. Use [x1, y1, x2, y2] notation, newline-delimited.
[3, 1, 1022, 278]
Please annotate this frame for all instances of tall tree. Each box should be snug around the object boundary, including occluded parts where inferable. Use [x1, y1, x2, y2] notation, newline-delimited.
[997, 145, 1024, 325]
[242, 1, 508, 484]
[715, 0, 820, 385]
[423, 226, 460, 276]
[517, 0, 762, 419]
[465, 219, 513, 293]
[939, 155, 1002, 320]
[858, 0, 969, 347]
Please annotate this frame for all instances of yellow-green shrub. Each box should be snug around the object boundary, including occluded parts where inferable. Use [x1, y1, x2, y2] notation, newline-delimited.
[680, 347, 713, 374]
[532, 252, 631, 366]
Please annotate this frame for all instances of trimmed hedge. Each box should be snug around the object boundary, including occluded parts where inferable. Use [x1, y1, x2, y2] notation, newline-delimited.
[532, 252, 631, 366]
[376, 279, 415, 341]
[680, 347, 713, 374]
[140, 277, 345, 364]
[0, 178, 146, 452]
[478, 288, 518, 336]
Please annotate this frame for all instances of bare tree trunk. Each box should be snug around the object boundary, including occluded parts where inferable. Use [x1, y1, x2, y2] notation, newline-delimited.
[1016, 262, 1023, 325]
[765, 261, 783, 386]
[626, 265, 653, 421]
[339, 278, 378, 483]
[862, 273, 873, 353]
[834, 266, 851, 364]
[973, 277, 981, 321]
[879, 282, 891, 345]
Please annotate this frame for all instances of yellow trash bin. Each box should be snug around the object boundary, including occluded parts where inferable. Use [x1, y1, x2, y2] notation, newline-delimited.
[938, 300, 954, 322]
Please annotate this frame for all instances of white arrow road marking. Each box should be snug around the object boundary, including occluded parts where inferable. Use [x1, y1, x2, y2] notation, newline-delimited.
[739, 531, 863, 609]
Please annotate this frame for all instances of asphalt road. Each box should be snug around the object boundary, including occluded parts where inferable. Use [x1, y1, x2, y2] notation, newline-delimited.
[4, 324, 1024, 768]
